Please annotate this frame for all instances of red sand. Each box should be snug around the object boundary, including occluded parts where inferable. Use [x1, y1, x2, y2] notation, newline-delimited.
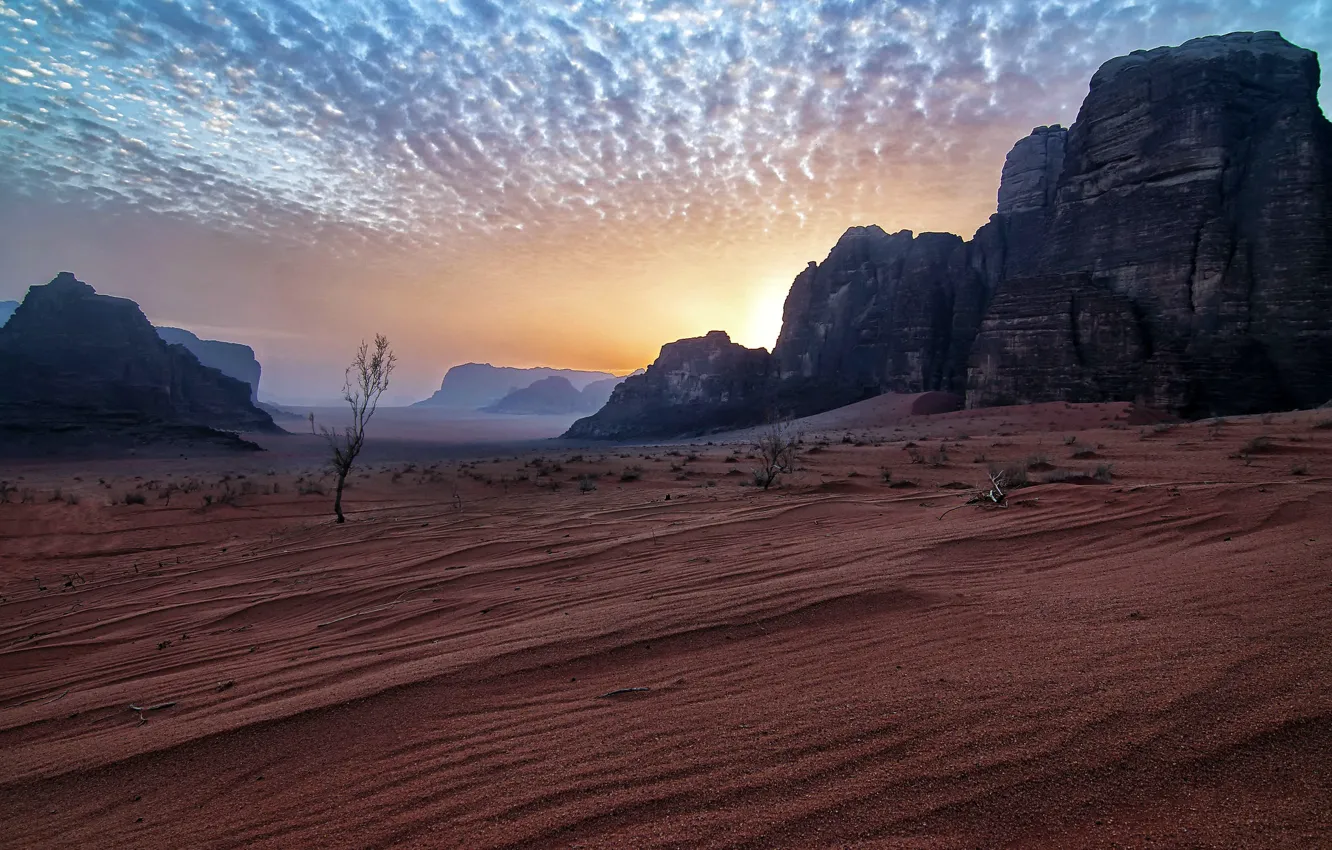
[1, 404, 1330, 848]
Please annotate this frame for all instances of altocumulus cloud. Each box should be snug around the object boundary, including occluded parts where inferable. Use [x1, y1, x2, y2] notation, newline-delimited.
[1, 0, 1329, 252]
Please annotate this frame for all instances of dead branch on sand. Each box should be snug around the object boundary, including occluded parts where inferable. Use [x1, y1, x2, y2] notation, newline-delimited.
[129, 701, 177, 725]
[938, 471, 1010, 520]
[597, 687, 650, 699]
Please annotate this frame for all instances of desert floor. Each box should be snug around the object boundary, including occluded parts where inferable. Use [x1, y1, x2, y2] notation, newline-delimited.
[1, 400, 1329, 848]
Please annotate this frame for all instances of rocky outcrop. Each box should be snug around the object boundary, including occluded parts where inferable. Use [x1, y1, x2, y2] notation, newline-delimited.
[995, 30, 1332, 415]
[0, 273, 276, 433]
[564, 331, 771, 439]
[574, 32, 1332, 438]
[415, 363, 617, 409]
[771, 227, 990, 412]
[156, 327, 262, 403]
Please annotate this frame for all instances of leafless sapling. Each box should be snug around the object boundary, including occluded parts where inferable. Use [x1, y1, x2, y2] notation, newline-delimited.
[317, 334, 396, 523]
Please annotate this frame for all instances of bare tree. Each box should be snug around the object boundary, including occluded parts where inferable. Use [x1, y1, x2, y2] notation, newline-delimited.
[752, 420, 800, 490]
[317, 335, 396, 523]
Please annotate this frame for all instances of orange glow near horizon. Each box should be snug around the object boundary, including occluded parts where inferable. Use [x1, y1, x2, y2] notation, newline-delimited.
[5, 3, 1327, 402]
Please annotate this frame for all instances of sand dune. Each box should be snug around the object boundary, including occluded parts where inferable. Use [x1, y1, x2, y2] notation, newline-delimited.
[1, 404, 1329, 848]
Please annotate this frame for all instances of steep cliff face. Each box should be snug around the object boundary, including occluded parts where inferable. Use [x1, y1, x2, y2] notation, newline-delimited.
[574, 32, 1332, 438]
[771, 227, 988, 410]
[564, 331, 771, 439]
[1009, 31, 1332, 414]
[966, 274, 1157, 407]
[156, 327, 262, 403]
[996, 125, 1067, 215]
[0, 273, 276, 432]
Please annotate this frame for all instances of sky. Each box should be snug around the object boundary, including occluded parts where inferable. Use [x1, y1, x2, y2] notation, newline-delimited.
[1, 1, 1328, 404]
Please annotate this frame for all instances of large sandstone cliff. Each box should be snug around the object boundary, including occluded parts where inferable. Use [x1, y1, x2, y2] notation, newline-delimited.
[973, 31, 1332, 414]
[568, 31, 1332, 439]
[0, 273, 276, 432]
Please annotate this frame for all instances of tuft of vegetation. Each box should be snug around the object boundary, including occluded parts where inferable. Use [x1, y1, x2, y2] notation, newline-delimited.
[1025, 454, 1054, 471]
[619, 467, 643, 482]
[123, 492, 147, 506]
[1290, 462, 1309, 476]
[1232, 435, 1276, 458]
[751, 421, 799, 490]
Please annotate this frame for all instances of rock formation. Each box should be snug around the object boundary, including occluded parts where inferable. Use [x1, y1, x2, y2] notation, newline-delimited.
[415, 363, 617, 409]
[0, 300, 16, 327]
[156, 327, 262, 403]
[564, 331, 771, 439]
[771, 227, 989, 413]
[0, 273, 276, 433]
[975, 31, 1332, 414]
[966, 274, 1157, 407]
[568, 31, 1332, 438]
[484, 376, 584, 414]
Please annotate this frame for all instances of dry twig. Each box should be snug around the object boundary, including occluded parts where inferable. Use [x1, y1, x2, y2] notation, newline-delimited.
[597, 687, 650, 699]
[938, 471, 1010, 520]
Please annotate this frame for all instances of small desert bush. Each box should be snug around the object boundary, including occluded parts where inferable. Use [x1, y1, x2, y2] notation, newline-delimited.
[1069, 444, 1097, 459]
[619, 467, 642, 482]
[1025, 454, 1053, 471]
[880, 467, 893, 484]
[1290, 462, 1309, 476]
[1040, 468, 1080, 484]
[1313, 418, 1332, 430]
[1094, 463, 1114, 482]
[123, 492, 147, 505]
[1237, 435, 1275, 456]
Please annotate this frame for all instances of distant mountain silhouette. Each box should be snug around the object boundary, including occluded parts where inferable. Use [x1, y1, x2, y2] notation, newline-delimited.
[414, 363, 617, 409]
[481, 375, 629, 414]
[0, 300, 16, 327]
[156, 326, 261, 403]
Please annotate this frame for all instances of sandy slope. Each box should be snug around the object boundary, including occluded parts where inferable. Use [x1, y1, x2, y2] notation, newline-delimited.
[1, 404, 1329, 848]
